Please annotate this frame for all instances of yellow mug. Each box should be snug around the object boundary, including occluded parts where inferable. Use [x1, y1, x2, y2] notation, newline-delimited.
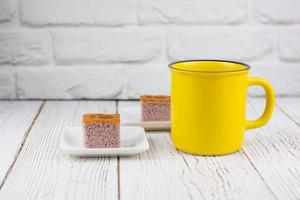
[169, 60, 275, 155]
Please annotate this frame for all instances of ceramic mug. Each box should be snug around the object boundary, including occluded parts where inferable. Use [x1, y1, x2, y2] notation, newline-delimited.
[169, 60, 275, 155]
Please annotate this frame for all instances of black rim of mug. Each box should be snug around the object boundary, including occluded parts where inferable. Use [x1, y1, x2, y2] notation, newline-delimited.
[168, 59, 251, 73]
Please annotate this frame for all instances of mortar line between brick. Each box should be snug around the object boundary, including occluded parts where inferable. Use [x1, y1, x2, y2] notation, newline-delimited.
[0, 100, 46, 190]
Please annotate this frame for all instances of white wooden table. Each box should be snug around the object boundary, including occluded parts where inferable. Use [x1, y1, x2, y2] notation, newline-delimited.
[0, 98, 299, 200]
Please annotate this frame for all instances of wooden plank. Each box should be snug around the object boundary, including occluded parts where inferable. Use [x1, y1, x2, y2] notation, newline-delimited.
[276, 98, 300, 126]
[243, 98, 300, 199]
[0, 101, 118, 200]
[0, 101, 42, 186]
[118, 101, 276, 200]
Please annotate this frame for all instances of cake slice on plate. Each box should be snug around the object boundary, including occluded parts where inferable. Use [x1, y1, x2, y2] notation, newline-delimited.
[140, 95, 170, 122]
[83, 113, 120, 148]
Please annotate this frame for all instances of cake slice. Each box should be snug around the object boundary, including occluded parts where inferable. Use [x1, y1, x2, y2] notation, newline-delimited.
[82, 113, 120, 148]
[140, 95, 170, 122]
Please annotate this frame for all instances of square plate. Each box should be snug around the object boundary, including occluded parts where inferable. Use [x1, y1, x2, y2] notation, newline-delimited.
[61, 126, 149, 157]
[121, 121, 170, 131]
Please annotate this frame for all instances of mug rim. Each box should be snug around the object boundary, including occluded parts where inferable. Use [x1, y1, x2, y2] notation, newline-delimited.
[168, 59, 251, 73]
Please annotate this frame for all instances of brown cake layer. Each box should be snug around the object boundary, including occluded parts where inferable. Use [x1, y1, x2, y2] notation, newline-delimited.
[140, 95, 170, 103]
[83, 113, 120, 124]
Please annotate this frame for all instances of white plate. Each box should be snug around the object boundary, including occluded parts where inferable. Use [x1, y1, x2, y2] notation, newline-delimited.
[122, 121, 171, 131]
[61, 126, 149, 157]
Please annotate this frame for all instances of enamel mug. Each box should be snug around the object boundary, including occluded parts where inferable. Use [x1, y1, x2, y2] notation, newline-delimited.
[169, 60, 275, 155]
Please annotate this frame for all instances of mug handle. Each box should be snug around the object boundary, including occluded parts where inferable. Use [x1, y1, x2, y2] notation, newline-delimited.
[245, 77, 275, 130]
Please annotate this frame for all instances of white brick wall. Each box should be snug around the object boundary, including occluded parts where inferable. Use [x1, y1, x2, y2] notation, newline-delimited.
[54, 28, 163, 64]
[0, 0, 299, 99]
[20, 0, 136, 26]
[0, 31, 51, 65]
[168, 27, 272, 62]
[253, 0, 300, 24]
[138, 0, 248, 24]
[0, 0, 16, 22]
[16, 66, 126, 99]
[249, 63, 300, 96]
[0, 67, 15, 98]
[277, 27, 300, 62]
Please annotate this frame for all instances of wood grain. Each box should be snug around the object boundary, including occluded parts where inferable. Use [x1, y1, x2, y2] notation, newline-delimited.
[243, 98, 300, 199]
[0, 101, 42, 186]
[0, 101, 118, 200]
[118, 101, 276, 200]
[1, 99, 299, 200]
[276, 98, 300, 126]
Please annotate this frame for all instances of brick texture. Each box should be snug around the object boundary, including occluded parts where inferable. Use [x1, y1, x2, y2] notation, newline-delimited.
[54, 29, 163, 64]
[168, 27, 272, 62]
[20, 0, 136, 26]
[277, 27, 300, 62]
[0, 31, 51, 65]
[16, 66, 125, 99]
[0, 0, 299, 99]
[253, 0, 300, 24]
[249, 63, 300, 96]
[123, 64, 170, 98]
[139, 0, 248, 24]
[0, 67, 15, 99]
[16, 64, 170, 99]
[0, 0, 15, 22]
